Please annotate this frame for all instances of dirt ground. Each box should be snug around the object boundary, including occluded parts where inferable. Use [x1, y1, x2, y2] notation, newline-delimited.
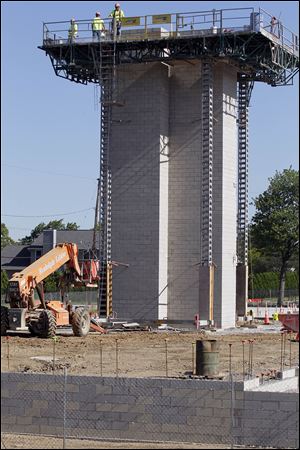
[1, 325, 299, 378]
[1, 433, 234, 449]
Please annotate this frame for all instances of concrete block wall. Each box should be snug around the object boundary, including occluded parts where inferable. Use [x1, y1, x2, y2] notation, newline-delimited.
[168, 61, 202, 320]
[110, 60, 238, 327]
[1, 373, 298, 448]
[212, 63, 238, 328]
[110, 63, 169, 320]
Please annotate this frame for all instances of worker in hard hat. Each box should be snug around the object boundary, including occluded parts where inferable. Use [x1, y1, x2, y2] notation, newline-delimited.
[92, 12, 106, 41]
[68, 18, 78, 42]
[109, 3, 125, 38]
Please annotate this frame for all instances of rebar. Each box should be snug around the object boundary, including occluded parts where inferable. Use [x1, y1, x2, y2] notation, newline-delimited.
[52, 336, 58, 373]
[247, 339, 251, 379]
[100, 340, 103, 376]
[242, 340, 245, 381]
[115, 339, 119, 377]
[282, 331, 287, 370]
[6, 336, 10, 371]
[289, 332, 292, 368]
[228, 343, 232, 379]
[280, 332, 284, 373]
[249, 339, 254, 377]
[192, 342, 195, 375]
[165, 339, 168, 378]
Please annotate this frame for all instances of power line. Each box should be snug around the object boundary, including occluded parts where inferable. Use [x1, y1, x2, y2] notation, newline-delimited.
[2, 208, 95, 218]
[2, 163, 96, 181]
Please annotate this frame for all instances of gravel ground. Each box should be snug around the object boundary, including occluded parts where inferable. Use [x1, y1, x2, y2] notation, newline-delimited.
[1, 324, 299, 378]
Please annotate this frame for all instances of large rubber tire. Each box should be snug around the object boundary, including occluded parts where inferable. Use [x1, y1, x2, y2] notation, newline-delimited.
[29, 310, 56, 339]
[71, 307, 90, 337]
[1, 306, 9, 336]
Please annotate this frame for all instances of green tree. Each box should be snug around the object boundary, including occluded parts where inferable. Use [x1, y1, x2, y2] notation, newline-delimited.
[1, 270, 9, 294]
[20, 220, 80, 244]
[251, 168, 299, 306]
[1, 223, 15, 249]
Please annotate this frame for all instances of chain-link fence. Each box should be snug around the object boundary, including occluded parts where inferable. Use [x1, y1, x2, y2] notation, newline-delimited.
[1, 368, 299, 449]
[1, 331, 299, 449]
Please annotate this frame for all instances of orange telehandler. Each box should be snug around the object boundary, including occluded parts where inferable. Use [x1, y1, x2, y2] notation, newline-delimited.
[1, 243, 99, 338]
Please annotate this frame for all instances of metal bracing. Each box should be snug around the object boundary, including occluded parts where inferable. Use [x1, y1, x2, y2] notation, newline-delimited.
[201, 60, 214, 266]
[237, 74, 253, 265]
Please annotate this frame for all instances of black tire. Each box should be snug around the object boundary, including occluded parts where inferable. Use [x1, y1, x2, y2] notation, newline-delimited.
[71, 307, 90, 337]
[29, 310, 56, 338]
[1, 306, 9, 336]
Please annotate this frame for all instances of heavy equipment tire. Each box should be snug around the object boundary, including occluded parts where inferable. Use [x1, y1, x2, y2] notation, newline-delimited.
[71, 307, 90, 337]
[1, 306, 9, 336]
[29, 310, 56, 338]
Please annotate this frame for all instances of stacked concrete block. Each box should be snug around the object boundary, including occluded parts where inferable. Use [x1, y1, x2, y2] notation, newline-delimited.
[110, 63, 169, 320]
[110, 59, 238, 327]
[1, 373, 298, 448]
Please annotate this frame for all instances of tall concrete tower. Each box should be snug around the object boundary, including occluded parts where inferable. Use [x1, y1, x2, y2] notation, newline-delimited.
[40, 8, 299, 328]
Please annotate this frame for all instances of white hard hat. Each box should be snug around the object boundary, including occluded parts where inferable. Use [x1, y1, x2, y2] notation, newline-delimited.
[115, 3, 120, 7]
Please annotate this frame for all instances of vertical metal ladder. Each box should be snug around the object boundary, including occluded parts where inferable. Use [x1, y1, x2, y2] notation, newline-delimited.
[93, 42, 117, 317]
[201, 61, 214, 266]
[237, 74, 253, 265]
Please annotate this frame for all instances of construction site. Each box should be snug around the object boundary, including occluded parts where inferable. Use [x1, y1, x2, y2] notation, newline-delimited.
[1, 5, 299, 450]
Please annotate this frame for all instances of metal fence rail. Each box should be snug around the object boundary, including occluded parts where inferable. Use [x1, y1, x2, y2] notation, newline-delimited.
[41, 7, 298, 57]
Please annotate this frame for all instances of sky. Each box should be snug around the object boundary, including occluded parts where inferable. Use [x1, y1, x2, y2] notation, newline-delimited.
[1, 1, 299, 242]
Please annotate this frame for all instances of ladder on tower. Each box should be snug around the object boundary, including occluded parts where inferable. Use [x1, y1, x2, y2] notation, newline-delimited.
[237, 74, 253, 266]
[92, 42, 117, 317]
[201, 60, 214, 266]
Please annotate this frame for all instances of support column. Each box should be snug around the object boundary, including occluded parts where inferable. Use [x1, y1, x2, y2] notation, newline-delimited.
[110, 62, 169, 320]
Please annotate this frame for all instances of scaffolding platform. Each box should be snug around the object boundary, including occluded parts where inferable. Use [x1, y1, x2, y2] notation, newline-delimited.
[39, 7, 299, 87]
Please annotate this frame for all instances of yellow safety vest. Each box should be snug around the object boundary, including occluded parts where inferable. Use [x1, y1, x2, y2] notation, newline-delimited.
[92, 17, 105, 31]
[110, 9, 125, 21]
[68, 23, 78, 37]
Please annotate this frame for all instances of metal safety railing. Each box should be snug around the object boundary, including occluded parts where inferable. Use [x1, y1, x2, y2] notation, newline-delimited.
[42, 7, 298, 56]
[257, 8, 299, 55]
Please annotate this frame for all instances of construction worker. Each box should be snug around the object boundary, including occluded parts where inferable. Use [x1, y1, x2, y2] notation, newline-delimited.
[109, 3, 125, 38]
[92, 12, 105, 40]
[68, 18, 78, 42]
[270, 16, 278, 35]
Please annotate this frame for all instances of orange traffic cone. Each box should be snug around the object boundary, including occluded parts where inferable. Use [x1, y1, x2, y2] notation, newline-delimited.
[264, 309, 270, 325]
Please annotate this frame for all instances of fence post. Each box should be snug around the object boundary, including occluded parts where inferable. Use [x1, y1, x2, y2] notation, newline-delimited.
[230, 373, 235, 448]
[63, 366, 67, 449]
